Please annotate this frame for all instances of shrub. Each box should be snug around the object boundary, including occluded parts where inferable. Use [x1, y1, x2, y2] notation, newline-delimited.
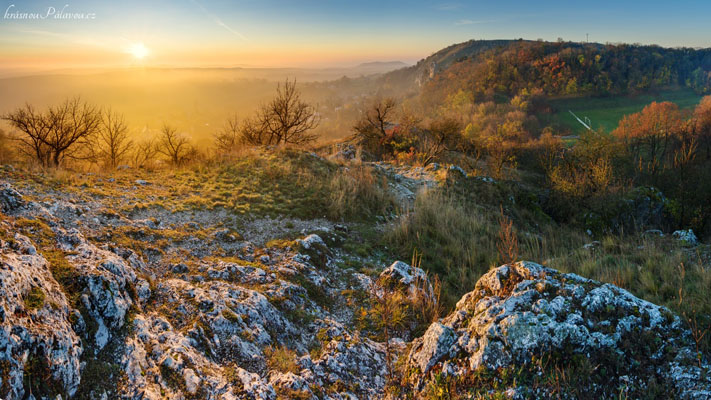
[24, 286, 45, 310]
[263, 345, 300, 374]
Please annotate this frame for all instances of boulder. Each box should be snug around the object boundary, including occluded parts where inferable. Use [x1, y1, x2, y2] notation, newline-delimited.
[673, 229, 699, 245]
[406, 261, 711, 398]
[378, 260, 433, 299]
[0, 182, 25, 214]
[296, 234, 327, 251]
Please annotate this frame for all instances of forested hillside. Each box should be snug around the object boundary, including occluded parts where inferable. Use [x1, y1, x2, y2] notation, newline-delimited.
[384, 40, 711, 102]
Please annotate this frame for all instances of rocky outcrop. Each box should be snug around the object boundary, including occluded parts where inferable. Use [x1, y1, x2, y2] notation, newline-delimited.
[0, 235, 83, 399]
[1, 177, 709, 400]
[406, 261, 711, 399]
[55, 227, 142, 350]
[0, 183, 25, 214]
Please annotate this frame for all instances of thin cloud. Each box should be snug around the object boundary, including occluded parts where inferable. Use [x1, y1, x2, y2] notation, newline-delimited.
[454, 13, 544, 26]
[435, 3, 462, 11]
[454, 18, 500, 26]
[190, 0, 247, 41]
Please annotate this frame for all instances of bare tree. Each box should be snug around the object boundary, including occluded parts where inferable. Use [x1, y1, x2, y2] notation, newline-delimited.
[132, 139, 158, 169]
[0, 128, 15, 163]
[417, 117, 462, 166]
[214, 115, 241, 154]
[3, 98, 101, 167]
[2, 103, 52, 166]
[351, 98, 397, 156]
[240, 79, 320, 146]
[352, 98, 397, 141]
[44, 98, 102, 167]
[97, 108, 133, 168]
[157, 124, 191, 166]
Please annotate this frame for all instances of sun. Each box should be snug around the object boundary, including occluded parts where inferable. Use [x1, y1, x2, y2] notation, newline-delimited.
[128, 42, 150, 60]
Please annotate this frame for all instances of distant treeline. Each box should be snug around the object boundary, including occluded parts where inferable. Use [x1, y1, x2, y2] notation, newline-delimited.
[421, 41, 711, 102]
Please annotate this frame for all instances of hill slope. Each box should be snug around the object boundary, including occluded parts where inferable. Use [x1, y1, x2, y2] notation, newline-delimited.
[0, 153, 710, 399]
[383, 39, 711, 101]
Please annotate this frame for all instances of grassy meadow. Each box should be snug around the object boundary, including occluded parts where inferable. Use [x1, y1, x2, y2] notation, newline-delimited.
[544, 87, 703, 134]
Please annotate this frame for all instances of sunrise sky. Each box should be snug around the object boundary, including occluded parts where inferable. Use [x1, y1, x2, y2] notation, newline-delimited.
[1, 0, 711, 72]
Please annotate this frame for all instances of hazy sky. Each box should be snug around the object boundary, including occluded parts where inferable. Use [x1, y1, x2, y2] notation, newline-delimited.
[1, 0, 711, 71]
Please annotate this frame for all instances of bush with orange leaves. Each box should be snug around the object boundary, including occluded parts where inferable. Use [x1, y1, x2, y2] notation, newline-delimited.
[612, 101, 683, 176]
[693, 95, 711, 160]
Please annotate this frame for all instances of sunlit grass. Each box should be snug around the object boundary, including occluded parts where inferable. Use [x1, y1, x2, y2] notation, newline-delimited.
[4, 147, 394, 223]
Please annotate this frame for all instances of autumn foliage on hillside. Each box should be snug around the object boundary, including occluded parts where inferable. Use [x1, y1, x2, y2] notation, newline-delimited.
[422, 41, 711, 103]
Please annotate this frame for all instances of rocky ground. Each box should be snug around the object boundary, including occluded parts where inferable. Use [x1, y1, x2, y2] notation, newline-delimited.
[0, 158, 710, 399]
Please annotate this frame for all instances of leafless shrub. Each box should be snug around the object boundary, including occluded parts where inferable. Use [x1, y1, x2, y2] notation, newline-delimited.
[96, 108, 133, 168]
[132, 139, 159, 169]
[350, 97, 397, 157]
[157, 124, 192, 166]
[497, 206, 519, 265]
[214, 114, 242, 155]
[240, 79, 319, 146]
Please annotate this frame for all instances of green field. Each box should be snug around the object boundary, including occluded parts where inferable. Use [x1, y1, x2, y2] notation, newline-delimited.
[545, 88, 703, 134]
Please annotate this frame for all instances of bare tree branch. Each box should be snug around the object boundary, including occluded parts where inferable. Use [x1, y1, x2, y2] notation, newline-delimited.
[240, 79, 320, 146]
[157, 124, 191, 166]
[97, 108, 133, 168]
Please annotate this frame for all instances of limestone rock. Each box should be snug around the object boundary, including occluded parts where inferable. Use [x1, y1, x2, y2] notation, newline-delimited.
[378, 260, 433, 299]
[0, 182, 25, 214]
[673, 229, 699, 245]
[406, 261, 711, 398]
[0, 235, 83, 399]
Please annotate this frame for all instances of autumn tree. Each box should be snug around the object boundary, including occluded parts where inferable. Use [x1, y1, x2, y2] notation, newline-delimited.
[672, 138, 698, 226]
[612, 101, 682, 175]
[240, 79, 319, 146]
[96, 108, 133, 168]
[547, 130, 616, 198]
[536, 131, 564, 172]
[157, 124, 192, 166]
[693, 96, 711, 160]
